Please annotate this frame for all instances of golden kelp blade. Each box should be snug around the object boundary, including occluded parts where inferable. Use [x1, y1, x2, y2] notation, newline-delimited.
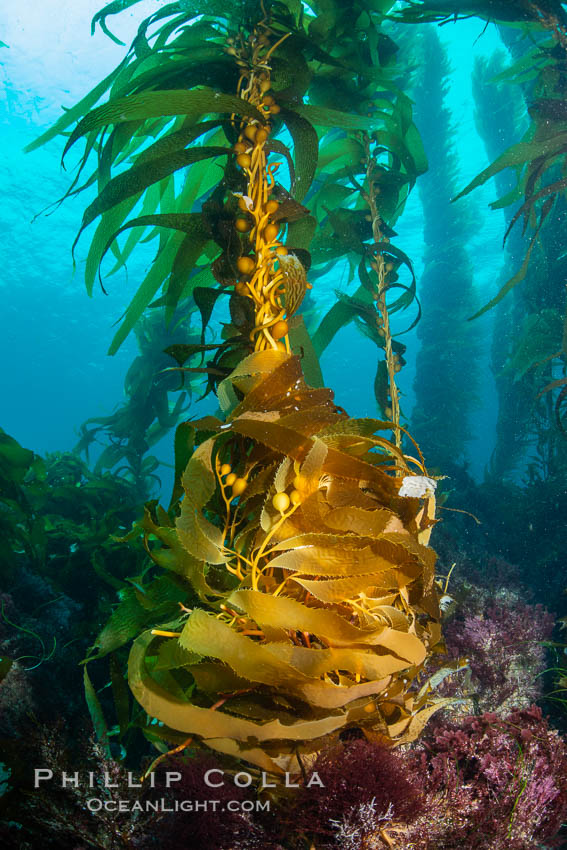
[128, 351, 443, 769]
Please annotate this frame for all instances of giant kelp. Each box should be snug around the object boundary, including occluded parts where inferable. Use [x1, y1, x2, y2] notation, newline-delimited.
[472, 43, 567, 480]
[395, 2, 567, 316]
[410, 27, 479, 470]
[127, 350, 444, 771]
[74, 307, 199, 500]
[393, 0, 567, 462]
[11, 4, 567, 848]
[27, 0, 426, 448]
[27, 0, 447, 773]
[472, 50, 534, 479]
[393, 1, 567, 28]
[28, 0, 424, 360]
[0, 429, 144, 588]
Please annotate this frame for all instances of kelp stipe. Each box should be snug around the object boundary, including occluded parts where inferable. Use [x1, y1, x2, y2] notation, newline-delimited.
[130, 350, 445, 772]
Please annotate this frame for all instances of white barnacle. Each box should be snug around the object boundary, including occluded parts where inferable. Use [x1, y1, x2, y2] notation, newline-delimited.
[398, 475, 437, 499]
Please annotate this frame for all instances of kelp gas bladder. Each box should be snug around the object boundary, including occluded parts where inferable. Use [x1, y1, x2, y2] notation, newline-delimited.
[31, 0, 448, 772]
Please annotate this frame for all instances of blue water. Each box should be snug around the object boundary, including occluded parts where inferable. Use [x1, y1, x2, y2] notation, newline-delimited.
[1, 4, 505, 480]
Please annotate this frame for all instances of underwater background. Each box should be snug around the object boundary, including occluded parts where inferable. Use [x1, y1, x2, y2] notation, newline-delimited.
[1, 0, 504, 476]
[1, 1, 567, 848]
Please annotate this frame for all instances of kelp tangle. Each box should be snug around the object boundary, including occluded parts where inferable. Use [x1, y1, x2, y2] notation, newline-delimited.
[131, 350, 443, 772]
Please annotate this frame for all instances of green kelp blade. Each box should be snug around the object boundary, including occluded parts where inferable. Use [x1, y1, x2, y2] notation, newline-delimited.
[135, 118, 225, 166]
[24, 57, 129, 152]
[454, 132, 567, 201]
[170, 421, 195, 507]
[286, 316, 323, 389]
[468, 197, 554, 319]
[63, 90, 265, 159]
[296, 104, 383, 132]
[281, 109, 319, 202]
[165, 233, 212, 323]
[141, 510, 221, 601]
[79, 146, 229, 236]
[0, 430, 35, 482]
[317, 136, 365, 170]
[0, 657, 13, 684]
[102, 212, 210, 253]
[89, 590, 147, 657]
[84, 195, 143, 293]
[91, 0, 148, 44]
[266, 138, 296, 193]
[110, 653, 131, 739]
[193, 286, 226, 345]
[84, 667, 111, 756]
[107, 228, 185, 354]
[311, 284, 368, 357]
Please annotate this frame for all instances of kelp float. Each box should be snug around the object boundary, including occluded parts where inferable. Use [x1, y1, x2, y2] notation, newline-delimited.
[30, 0, 448, 772]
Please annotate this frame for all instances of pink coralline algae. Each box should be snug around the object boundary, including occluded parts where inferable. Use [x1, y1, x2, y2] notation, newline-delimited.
[280, 739, 423, 848]
[443, 599, 555, 714]
[404, 705, 567, 849]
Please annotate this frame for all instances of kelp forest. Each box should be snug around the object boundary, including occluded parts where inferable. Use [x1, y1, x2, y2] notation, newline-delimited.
[2, 1, 567, 848]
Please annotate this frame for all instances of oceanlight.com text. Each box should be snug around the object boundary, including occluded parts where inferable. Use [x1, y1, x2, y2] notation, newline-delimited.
[85, 797, 271, 814]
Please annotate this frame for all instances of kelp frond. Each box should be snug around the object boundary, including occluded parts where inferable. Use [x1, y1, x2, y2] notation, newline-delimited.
[128, 350, 445, 772]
